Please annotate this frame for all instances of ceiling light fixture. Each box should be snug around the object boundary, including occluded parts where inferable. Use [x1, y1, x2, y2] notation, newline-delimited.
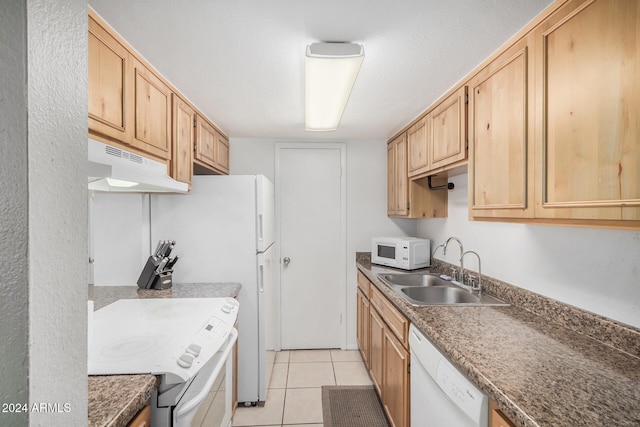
[305, 42, 364, 132]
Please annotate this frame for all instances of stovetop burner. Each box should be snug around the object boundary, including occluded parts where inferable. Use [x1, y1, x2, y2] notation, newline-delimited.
[100, 334, 167, 362]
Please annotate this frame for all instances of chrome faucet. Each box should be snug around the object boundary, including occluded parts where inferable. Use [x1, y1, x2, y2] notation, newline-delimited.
[461, 250, 482, 294]
[431, 243, 445, 258]
[442, 237, 464, 285]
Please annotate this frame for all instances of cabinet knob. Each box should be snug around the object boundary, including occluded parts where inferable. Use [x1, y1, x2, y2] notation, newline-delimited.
[283, 257, 291, 266]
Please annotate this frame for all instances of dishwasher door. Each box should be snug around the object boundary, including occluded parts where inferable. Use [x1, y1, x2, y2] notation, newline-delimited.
[409, 325, 488, 427]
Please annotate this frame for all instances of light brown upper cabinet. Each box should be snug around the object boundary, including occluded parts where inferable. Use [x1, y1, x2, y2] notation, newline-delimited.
[533, 0, 640, 223]
[131, 58, 172, 160]
[469, 36, 535, 219]
[429, 85, 468, 171]
[407, 117, 429, 177]
[88, 13, 132, 144]
[388, 134, 448, 219]
[88, 9, 230, 183]
[406, 86, 468, 179]
[194, 115, 230, 175]
[172, 94, 195, 188]
[89, 11, 171, 161]
[467, 0, 640, 228]
[388, 134, 409, 216]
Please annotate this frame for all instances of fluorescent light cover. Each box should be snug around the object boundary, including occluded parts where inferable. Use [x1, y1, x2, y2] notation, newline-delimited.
[305, 42, 364, 131]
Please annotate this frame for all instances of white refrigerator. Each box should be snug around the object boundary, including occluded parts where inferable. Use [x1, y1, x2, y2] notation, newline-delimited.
[150, 175, 276, 404]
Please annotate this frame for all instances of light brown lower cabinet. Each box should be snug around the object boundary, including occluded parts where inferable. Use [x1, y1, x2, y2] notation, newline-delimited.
[490, 401, 517, 427]
[357, 272, 410, 427]
[368, 306, 385, 396]
[127, 404, 150, 427]
[382, 325, 410, 427]
[356, 288, 371, 368]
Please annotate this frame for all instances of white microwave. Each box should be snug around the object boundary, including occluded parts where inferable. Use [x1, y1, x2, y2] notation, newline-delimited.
[371, 237, 430, 270]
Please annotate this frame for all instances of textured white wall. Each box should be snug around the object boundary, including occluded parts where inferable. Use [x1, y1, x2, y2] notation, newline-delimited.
[230, 138, 417, 348]
[0, 1, 29, 424]
[417, 174, 640, 328]
[27, 0, 88, 425]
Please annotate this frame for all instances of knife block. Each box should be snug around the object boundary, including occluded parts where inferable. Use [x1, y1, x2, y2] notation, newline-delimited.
[137, 256, 173, 290]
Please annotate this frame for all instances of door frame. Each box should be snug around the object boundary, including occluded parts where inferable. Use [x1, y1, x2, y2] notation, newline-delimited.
[274, 142, 347, 350]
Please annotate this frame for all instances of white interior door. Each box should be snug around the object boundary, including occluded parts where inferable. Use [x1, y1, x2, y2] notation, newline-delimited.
[276, 143, 346, 350]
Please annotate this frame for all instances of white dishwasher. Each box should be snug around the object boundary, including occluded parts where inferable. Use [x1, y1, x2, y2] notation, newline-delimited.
[409, 324, 488, 427]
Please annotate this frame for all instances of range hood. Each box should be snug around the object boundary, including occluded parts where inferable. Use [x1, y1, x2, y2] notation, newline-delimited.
[88, 138, 189, 193]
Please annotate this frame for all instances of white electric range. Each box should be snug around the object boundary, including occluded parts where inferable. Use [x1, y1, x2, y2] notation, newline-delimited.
[89, 297, 239, 427]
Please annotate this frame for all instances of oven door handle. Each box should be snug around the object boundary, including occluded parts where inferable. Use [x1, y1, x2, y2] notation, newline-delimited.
[173, 328, 238, 421]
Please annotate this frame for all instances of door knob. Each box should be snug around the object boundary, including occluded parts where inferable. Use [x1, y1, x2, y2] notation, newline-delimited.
[283, 257, 291, 266]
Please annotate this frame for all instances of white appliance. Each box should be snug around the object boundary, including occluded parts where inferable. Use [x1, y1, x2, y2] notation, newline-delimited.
[150, 175, 276, 404]
[88, 298, 239, 427]
[371, 236, 430, 270]
[88, 138, 189, 193]
[409, 324, 488, 427]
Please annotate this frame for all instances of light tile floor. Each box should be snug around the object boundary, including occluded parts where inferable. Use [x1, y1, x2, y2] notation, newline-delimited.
[232, 349, 372, 427]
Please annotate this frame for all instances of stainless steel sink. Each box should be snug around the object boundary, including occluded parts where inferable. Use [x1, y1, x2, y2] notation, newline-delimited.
[399, 286, 508, 306]
[377, 273, 451, 287]
[377, 273, 508, 306]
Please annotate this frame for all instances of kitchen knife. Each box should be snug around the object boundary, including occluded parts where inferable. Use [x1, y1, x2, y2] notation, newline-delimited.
[164, 243, 173, 258]
[159, 240, 169, 258]
[155, 257, 169, 273]
[153, 240, 163, 257]
[166, 255, 179, 270]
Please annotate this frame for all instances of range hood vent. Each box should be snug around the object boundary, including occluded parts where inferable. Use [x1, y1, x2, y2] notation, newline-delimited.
[88, 138, 189, 193]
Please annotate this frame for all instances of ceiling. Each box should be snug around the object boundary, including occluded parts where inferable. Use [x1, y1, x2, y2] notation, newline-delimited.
[88, 0, 553, 141]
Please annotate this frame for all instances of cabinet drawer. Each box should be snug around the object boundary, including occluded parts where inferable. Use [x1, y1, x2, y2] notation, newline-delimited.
[127, 404, 150, 427]
[357, 270, 370, 295]
[490, 402, 516, 427]
[370, 285, 408, 348]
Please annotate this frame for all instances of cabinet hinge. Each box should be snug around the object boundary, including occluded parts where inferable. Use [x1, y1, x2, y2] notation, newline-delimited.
[193, 118, 197, 129]
[193, 142, 197, 153]
[407, 363, 410, 374]
[407, 202, 410, 210]
[465, 94, 469, 104]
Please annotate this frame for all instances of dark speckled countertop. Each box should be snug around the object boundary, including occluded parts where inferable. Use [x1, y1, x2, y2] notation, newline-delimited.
[356, 254, 640, 427]
[88, 282, 241, 427]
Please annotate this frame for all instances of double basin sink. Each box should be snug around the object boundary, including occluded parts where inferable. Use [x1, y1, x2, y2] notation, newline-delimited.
[377, 273, 508, 306]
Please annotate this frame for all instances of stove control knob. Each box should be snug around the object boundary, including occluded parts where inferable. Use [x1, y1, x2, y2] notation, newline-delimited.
[177, 353, 194, 368]
[186, 343, 202, 357]
[221, 304, 233, 314]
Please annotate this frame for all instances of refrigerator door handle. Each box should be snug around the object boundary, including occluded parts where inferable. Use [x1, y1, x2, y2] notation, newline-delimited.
[259, 264, 264, 292]
[258, 213, 264, 244]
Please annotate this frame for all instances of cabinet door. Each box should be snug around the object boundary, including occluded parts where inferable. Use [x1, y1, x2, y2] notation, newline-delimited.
[195, 115, 217, 167]
[394, 136, 408, 215]
[387, 142, 397, 214]
[407, 117, 429, 177]
[356, 289, 370, 368]
[534, 0, 640, 221]
[132, 60, 172, 160]
[215, 134, 230, 174]
[172, 95, 194, 187]
[369, 307, 385, 397]
[429, 86, 467, 170]
[469, 36, 534, 219]
[387, 133, 409, 217]
[387, 135, 408, 216]
[383, 327, 410, 427]
[88, 14, 132, 143]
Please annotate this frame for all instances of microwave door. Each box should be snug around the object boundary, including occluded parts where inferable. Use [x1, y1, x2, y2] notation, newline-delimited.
[378, 244, 396, 260]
